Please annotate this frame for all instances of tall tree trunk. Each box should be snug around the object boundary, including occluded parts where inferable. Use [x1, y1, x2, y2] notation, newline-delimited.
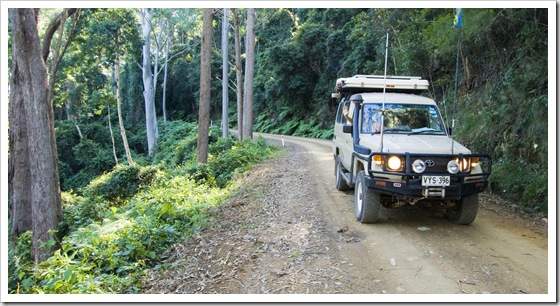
[232, 8, 243, 139]
[138, 9, 159, 155]
[162, 20, 170, 124]
[222, 8, 229, 138]
[114, 36, 134, 165]
[197, 8, 213, 164]
[107, 105, 119, 165]
[10, 8, 62, 263]
[242, 8, 255, 140]
[9, 56, 32, 241]
[116, 64, 134, 165]
[64, 81, 83, 138]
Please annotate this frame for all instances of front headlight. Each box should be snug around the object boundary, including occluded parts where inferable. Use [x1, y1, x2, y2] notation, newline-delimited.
[412, 159, 426, 173]
[447, 160, 459, 174]
[387, 156, 403, 171]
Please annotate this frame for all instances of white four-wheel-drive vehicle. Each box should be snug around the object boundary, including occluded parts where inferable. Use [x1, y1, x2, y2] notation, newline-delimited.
[332, 75, 491, 225]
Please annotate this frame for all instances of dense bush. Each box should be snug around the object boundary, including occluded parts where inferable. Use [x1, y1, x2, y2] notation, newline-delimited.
[8, 120, 277, 294]
[208, 137, 275, 187]
[82, 164, 161, 204]
[490, 159, 547, 214]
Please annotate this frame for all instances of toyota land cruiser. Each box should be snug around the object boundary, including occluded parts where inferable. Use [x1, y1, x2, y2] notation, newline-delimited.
[332, 75, 491, 225]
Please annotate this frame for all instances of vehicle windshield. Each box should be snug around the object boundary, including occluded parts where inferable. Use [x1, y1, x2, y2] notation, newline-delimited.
[361, 103, 446, 135]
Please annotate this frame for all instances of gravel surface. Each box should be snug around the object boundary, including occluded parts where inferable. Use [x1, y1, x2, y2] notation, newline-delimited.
[142, 134, 550, 302]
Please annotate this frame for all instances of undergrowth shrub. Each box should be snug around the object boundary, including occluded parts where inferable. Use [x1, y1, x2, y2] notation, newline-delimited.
[152, 120, 222, 166]
[82, 164, 161, 204]
[8, 231, 33, 294]
[12, 173, 228, 294]
[209, 137, 274, 187]
[184, 162, 217, 187]
[254, 110, 334, 140]
[59, 192, 110, 236]
[491, 159, 547, 214]
[9, 120, 277, 294]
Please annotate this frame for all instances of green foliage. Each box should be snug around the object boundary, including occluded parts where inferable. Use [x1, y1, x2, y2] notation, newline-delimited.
[56, 120, 126, 192]
[10, 119, 277, 294]
[58, 192, 109, 236]
[8, 232, 33, 293]
[151, 120, 199, 165]
[82, 164, 161, 204]
[208, 137, 274, 187]
[491, 159, 547, 214]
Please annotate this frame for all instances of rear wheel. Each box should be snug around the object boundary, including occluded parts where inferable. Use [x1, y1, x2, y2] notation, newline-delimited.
[445, 194, 479, 225]
[354, 171, 381, 223]
[334, 156, 350, 191]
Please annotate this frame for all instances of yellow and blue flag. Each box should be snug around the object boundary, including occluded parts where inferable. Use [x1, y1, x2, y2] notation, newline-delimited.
[454, 8, 463, 27]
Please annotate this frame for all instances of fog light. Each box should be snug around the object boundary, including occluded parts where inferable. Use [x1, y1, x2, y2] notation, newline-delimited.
[447, 160, 459, 174]
[412, 159, 426, 173]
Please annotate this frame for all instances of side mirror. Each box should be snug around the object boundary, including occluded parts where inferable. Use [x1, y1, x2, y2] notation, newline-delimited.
[343, 124, 353, 134]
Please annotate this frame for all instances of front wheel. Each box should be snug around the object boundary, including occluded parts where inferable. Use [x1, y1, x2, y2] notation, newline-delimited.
[354, 171, 381, 223]
[445, 194, 479, 225]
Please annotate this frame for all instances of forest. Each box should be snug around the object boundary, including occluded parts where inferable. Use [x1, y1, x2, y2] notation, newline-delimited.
[6, 7, 548, 294]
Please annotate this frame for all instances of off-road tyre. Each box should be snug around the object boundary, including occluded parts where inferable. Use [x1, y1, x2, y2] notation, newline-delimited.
[354, 171, 381, 223]
[445, 194, 479, 225]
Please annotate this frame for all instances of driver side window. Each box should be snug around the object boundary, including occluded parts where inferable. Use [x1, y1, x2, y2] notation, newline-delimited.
[336, 100, 352, 124]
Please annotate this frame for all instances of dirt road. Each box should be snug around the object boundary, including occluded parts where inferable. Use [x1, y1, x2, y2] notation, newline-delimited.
[143, 134, 551, 302]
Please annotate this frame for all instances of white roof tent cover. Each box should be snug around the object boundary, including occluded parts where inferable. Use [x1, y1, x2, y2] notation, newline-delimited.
[335, 75, 429, 94]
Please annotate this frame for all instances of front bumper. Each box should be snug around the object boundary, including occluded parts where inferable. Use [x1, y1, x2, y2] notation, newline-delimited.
[364, 152, 491, 201]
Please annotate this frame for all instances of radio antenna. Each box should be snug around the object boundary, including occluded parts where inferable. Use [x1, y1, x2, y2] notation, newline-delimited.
[380, 32, 389, 152]
[451, 9, 462, 154]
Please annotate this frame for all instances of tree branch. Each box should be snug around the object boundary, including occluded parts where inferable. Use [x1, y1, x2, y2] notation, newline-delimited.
[41, 8, 78, 62]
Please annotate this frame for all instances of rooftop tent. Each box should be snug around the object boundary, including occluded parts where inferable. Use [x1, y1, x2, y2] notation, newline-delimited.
[335, 75, 429, 94]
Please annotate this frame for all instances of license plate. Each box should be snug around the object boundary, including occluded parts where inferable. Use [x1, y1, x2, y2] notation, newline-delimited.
[422, 175, 450, 186]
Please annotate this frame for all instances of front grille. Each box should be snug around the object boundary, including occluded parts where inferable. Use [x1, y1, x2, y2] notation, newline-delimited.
[415, 156, 451, 173]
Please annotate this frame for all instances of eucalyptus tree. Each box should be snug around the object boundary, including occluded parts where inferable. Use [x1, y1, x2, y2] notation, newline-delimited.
[136, 8, 195, 154]
[137, 8, 159, 155]
[197, 8, 213, 163]
[221, 8, 229, 138]
[242, 8, 256, 140]
[9, 8, 80, 263]
[231, 8, 244, 139]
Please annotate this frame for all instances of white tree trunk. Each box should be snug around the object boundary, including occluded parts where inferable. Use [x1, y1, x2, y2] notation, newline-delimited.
[162, 19, 170, 124]
[242, 8, 255, 140]
[222, 8, 229, 138]
[138, 9, 158, 155]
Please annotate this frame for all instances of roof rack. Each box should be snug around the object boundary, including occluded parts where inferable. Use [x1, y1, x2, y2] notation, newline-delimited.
[335, 75, 429, 93]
